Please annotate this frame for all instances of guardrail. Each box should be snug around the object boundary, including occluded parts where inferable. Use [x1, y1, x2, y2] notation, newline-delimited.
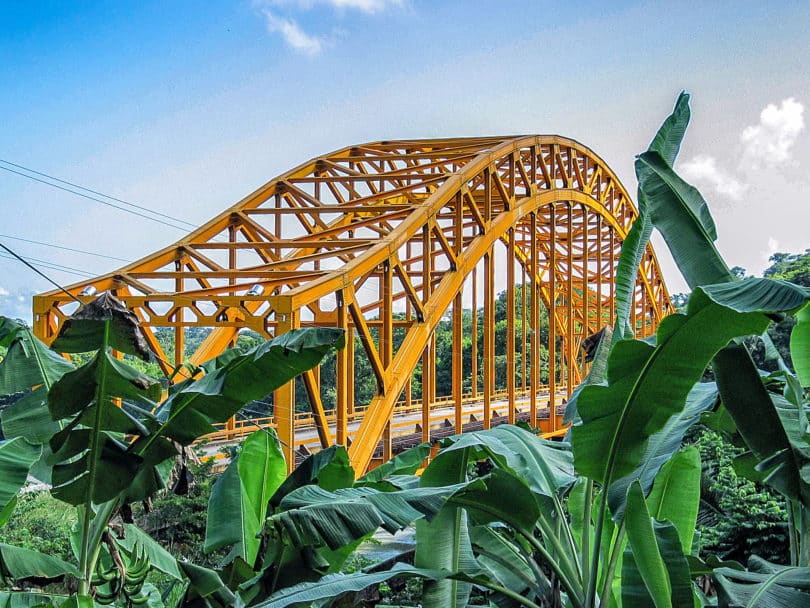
[203, 386, 561, 445]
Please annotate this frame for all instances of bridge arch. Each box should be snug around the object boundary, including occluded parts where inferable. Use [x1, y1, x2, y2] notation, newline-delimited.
[34, 136, 672, 473]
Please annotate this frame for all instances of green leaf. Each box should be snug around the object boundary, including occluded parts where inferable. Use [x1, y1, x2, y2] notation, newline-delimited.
[178, 562, 245, 608]
[415, 448, 478, 608]
[437, 424, 575, 498]
[614, 91, 691, 342]
[470, 525, 545, 599]
[1, 389, 62, 444]
[714, 565, 810, 607]
[791, 302, 810, 387]
[623, 482, 671, 607]
[205, 429, 286, 565]
[112, 523, 182, 580]
[645, 447, 702, 554]
[270, 444, 354, 509]
[137, 328, 345, 454]
[700, 278, 809, 314]
[638, 150, 731, 289]
[50, 292, 151, 360]
[0, 544, 77, 581]
[273, 481, 475, 551]
[255, 562, 448, 608]
[572, 287, 773, 495]
[356, 442, 431, 486]
[608, 382, 717, 520]
[623, 521, 695, 608]
[648, 91, 691, 167]
[714, 343, 810, 505]
[0, 438, 41, 519]
[0, 590, 65, 607]
[0, 319, 74, 395]
[613, 205, 653, 341]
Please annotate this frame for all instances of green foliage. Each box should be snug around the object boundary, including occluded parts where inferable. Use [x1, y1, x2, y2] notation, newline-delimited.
[0, 491, 76, 564]
[693, 429, 788, 564]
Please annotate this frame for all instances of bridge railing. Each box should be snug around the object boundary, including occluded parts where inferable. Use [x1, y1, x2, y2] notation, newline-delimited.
[204, 385, 558, 444]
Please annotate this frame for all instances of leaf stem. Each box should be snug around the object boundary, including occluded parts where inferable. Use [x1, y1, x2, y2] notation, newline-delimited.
[597, 525, 626, 607]
[581, 480, 593, 598]
[519, 529, 585, 608]
[78, 321, 111, 596]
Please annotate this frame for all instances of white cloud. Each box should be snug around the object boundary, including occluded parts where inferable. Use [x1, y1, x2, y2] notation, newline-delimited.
[679, 154, 748, 201]
[740, 97, 805, 170]
[262, 9, 323, 56]
[269, 0, 403, 13]
[0, 287, 9, 296]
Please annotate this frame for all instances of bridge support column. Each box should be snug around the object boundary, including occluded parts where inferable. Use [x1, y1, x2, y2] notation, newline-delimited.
[548, 204, 557, 432]
[507, 228, 516, 424]
[483, 248, 494, 429]
[529, 211, 539, 426]
[336, 291, 348, 446]
[275, 311, 299, 473]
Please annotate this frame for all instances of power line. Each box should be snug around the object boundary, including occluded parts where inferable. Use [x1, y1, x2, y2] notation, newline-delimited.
[0, 234, 132, 263]
[0, 164, 192, 232]
[0, 244, 83, 303]
[0, 251, 95, 278]
[0, 159, 199, 230]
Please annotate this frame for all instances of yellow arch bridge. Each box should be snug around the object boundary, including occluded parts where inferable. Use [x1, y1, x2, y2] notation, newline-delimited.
[33, 136, 672, 474]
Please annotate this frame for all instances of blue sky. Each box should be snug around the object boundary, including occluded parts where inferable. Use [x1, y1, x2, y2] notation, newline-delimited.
[1, 0, 809, 319]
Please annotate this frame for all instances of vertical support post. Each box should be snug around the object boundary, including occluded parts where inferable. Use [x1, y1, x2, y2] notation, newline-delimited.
[530, 211, 539, 426]
[336, 291, 349, 446]
[381, 262, 393, 461]
[483, 248, 494, 429]
[596, 215, 604, 330]
[421, 224, 432, 443]
[548, 205, 557, 430]
[566, 203, 574, 400]
[347, 326, 355, 415]
[453, 291, 463, 433]
[471, 266, 478, 399]
[275, 310, 299, 473]
[581, 205, 589, 371]
[521, 260, 527, 395]
[609, 229, 616, 327]
[506, 229, 516, 424]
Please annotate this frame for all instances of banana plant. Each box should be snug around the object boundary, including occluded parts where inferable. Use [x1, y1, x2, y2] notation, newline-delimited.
[0, 293, 344, 606]
[251, 93, 810, 608]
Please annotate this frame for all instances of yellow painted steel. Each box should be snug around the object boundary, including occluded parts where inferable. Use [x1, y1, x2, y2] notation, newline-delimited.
[33, 136, 673, 474]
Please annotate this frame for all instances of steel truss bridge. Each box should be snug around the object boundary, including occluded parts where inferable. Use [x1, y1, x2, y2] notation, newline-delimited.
[34, 136, 672, 474]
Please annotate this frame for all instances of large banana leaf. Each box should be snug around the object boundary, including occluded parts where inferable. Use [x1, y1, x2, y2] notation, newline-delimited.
[645, 447, 701, 554]
[437, 424, 575, 498]
[607, 383, 717, 520]
[356, 441, 431, 487]
[0, 544, 77, 582]
[178, 562, 245, 608]
[269, 445, 354, 509]
[134, 328, 345, 458]
[649, 91, 691, 167]
[46, 347, 162, 505]
[272, 480, 477, 551]
[205, 429, 286, 565]
[256, 562, 449, 608]
[791, 302, 810, 387]
[637, 150, 731, 289]
[571, 282, 798, 498]
[714, 558, 810, 607]
[471, 524, 545, 600]
[0, 318, 74, 394]
[714, 343, 810, 506]
[0, 438, 40, 521]
[0, 591, 65, 607]
[614, 92, 690, 341]
[415, 448, 477, 608]
[622, 482, 671, 606]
